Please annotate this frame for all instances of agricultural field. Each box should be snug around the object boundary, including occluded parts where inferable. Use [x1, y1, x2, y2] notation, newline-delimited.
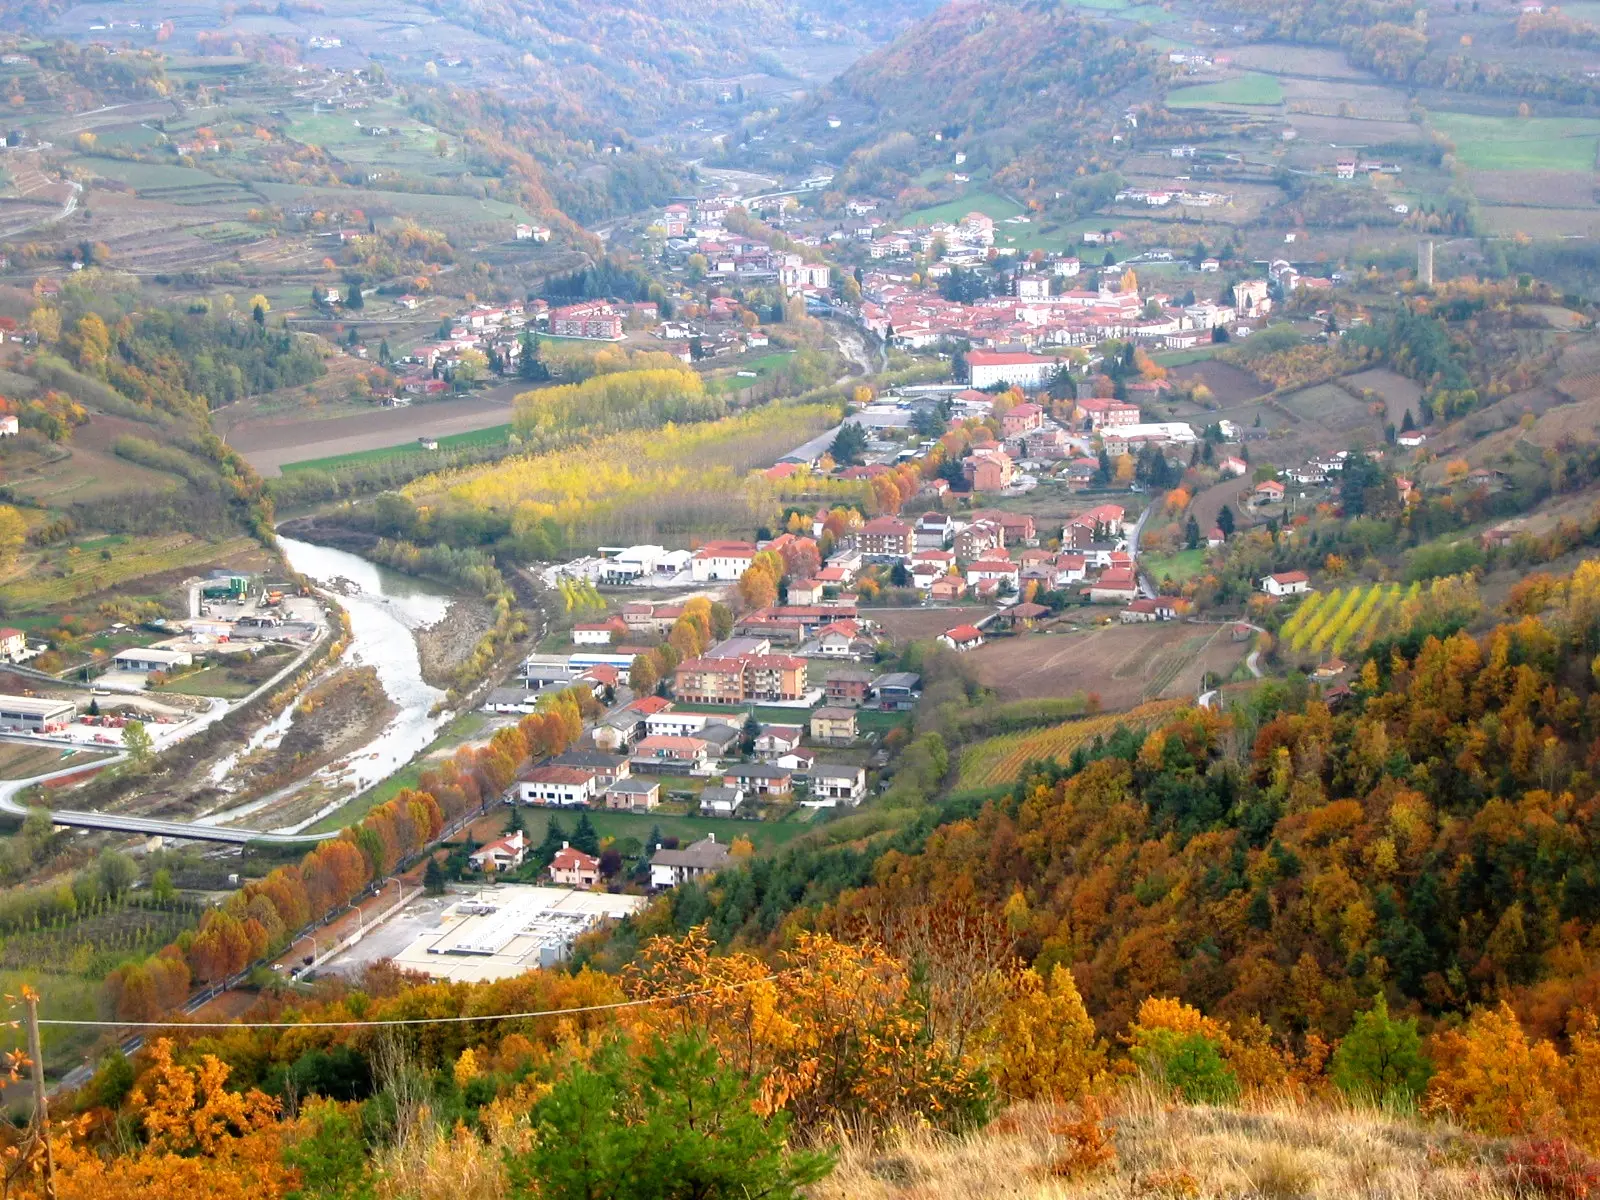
[231, 392, 519, 476]
[1430, 114, 1600, 172]
[0, 534, 260, 612]
[1168, 72, 1284, 107]
[899, 190, 1024, 227]
[1221, 44, 1373, 80]
[956, 699, 1186, 789]
[1279, 581, 1413, 659]
[1340, 368, 1423, 429]
[869, 606, 996, 643]
[968, 623, 1247, 709]
[1142, 547, 1208, 586]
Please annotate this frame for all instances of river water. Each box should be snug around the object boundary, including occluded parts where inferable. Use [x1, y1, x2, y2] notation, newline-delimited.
[200, 537, 454, 833]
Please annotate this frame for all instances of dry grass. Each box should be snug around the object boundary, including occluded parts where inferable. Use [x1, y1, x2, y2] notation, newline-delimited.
[811, 1089, 1515, 1200]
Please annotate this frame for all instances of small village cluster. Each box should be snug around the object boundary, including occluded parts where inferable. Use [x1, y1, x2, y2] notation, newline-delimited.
[859, 257, 1273, 353]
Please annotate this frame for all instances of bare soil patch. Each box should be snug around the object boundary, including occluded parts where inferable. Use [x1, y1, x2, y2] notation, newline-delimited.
[1468, 170, 1597, 208]
[967, 623, 1246, 709]
[1222, 43, 1373, 80]
[225, 390, 518, 475]
[870, 606, 994, 644]
[1169, 360, 1269, 405]
[1339, 368, 1422, 428]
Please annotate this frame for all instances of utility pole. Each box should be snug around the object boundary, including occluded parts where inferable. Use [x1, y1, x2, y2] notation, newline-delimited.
[25, 992, 57, 1200]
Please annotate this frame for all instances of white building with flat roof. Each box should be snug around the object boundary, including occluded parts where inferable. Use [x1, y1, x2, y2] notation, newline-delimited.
[0, 694, 75, 731]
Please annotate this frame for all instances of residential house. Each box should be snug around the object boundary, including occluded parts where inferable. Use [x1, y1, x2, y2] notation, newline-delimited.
[754, 724, 804, 758]
[700, 785, 746, 816]
[966, 557, 1021, 590]
[516, 765, 599, 807]
[1000, 403, 1045, 440]
[810, 706, 858, 745]
[930, 575, 968, 602]
[964, 448, 1015, 492]
[603, 778, 660, 811]
[825, 668, 873, 708]
[939, 624, 986, 652]
[787, 578, 823, 605]
[814, 621, 861, 658]
[649, 834, 731, 889]
[548, 750, 629, 787]
[910, 551, 956, 590]
[1254, 479, 1285, 504]
[468, 831, 526, 872]
[1218, 455, 1248, 478]
[630, 734, 710, 775]
[956, 520, 1005, 561]
[723, 763, 793, 797]
[1261, 571, 1312, 597]
[549, 844, 601, 888]
[0, 628, 24, 662]
[1003, 601, 1051, 629]
[808, 764, 867, 807]
[1089, 565, 1139, 604]
[1120, 597, 1178, 622]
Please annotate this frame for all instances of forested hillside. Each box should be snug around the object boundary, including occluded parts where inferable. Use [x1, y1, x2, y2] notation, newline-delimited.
[821, 2, 1153, 195]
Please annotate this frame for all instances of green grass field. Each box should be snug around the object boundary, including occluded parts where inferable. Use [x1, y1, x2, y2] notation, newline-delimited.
[67, 155, 230, 189]
[901, 189, 1025, 227]
[1168, 73, 1285, 108]
[253, 181, 529, 223]
[1152, 346, 1219, 366]
[280, 422, 512, 473]
[1143, 547, 1208, 585]
[1430, 113, 1600, 171]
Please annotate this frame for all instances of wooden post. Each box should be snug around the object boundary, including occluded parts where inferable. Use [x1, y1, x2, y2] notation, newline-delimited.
[25, 993, 57, 1200]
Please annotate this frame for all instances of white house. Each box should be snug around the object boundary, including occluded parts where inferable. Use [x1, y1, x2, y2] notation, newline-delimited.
[967, 350, 1059, 390]
[939, 624, 986, 652]
[649, 834, 732, 889]
[0, 414, 17, 437]
[1261, 571, 1312, 597]
[468, 830, 526, 872]
[689, 541, 758, 582]
[807, 764, 866, 807]
[515, 765, 598, 806]
[0, 628, 25, 662]
[571, 623, 619, 646]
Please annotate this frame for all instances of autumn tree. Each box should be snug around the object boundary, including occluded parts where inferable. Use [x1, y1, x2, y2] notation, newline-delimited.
[988, 964, 1105, 1102]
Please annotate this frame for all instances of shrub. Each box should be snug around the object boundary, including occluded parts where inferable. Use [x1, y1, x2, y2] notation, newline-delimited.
[1130, 1030, 1240, 1105]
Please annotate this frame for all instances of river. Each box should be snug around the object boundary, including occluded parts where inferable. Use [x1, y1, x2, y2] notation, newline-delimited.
[200, 537, 454, 833]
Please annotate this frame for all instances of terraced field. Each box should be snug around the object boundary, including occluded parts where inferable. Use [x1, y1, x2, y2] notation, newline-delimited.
[956, 699, 1187, 789]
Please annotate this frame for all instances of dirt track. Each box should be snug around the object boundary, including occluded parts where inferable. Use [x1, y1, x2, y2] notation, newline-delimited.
[223, 390, 520, 475]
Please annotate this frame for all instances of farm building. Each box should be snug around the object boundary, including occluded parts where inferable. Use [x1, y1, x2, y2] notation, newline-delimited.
[0, 695, 76, 731]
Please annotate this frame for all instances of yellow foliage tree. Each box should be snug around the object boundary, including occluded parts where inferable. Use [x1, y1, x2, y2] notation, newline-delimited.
[988, 964, 1106, 1102]
[1424, 1002, 1567, 1137]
